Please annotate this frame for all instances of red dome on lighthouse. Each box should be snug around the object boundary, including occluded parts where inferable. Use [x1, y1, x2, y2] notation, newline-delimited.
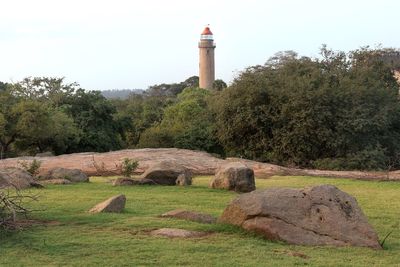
[201, 27, 213, 35]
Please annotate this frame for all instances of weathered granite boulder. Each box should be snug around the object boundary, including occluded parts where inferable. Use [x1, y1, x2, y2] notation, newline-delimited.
[0, 168, 36, 189]
[89, 194, 126, 213]
[210, 162, 255, 193]
[161, 209, 216, 224]
[150, 228, 209, 238]
[42, 167, 88, 183]
[112, 177, 155, 186]
[219, 185, 381, 249]
[140, 161, 192, 185]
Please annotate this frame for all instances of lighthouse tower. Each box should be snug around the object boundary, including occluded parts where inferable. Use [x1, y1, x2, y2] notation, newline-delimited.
[199, 26, 216, 90]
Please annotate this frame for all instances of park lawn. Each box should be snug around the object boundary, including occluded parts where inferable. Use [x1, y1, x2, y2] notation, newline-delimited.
[0, 176, 399, 267]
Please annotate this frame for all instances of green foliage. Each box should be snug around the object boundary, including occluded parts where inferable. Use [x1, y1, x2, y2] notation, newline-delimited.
[139, 88, 222, 154]
[146, 76, 199, 96]
[11, 100, 80, 154]
[213, 47, 400, 169]
[213, 79, 227, 91]
[120, 158, 139, 178]
[18, 159, 42, 176]
[62, 89, 121, 152]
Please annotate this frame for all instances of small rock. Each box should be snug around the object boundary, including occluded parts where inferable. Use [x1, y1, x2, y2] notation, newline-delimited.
[210, 162, 255, 193]
[161, 209, 216, 224]
[150, 228, 209, 238]
[89, 194, 126, 213]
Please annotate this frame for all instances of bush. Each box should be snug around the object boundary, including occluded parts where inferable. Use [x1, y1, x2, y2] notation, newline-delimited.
[0, 189, 37, 230]
[121, 158, 139, 178]
[18, 159, 42, 177]
[312, 147, 388, 171]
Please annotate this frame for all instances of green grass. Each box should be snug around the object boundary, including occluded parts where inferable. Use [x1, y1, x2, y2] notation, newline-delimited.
[1, 176, 399, 266]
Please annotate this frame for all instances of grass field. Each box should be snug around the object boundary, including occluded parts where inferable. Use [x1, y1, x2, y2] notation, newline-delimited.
[1, 176, 399, 267]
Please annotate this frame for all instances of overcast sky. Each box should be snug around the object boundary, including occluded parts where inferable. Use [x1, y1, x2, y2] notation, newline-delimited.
[0, 0, 398, 90]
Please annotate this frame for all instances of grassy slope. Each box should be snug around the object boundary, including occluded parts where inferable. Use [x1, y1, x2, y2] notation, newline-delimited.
[0, 176, 399, 267]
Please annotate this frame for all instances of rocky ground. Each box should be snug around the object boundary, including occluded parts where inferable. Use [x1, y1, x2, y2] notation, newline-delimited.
[0, 148, 399, 181]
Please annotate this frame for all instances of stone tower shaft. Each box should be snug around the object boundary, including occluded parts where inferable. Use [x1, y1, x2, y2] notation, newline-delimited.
[199, 27, 216, 90]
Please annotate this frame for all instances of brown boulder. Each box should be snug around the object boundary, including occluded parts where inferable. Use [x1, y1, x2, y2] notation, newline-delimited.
[89, 194, 126, 213]
[161, 209, 216, 224]
[150, 228, 209, 238]
[219, 185, 381, 249]
[0, 168, 35, 189]
[210, 162, 255, 193]
[140, 161, 192, 185]
[112, 177, 156, 186]
[42, 167, 88, 183]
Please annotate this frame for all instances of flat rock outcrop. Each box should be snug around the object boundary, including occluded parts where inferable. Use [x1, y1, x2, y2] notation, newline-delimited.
[0, 168, 36, 189]
[1, 148, 400, 181]
[219, 185, 381, 249]
[140, 161, 192, 185]
[161, 209, 216, 224]
[150, 228, 209, 238]
[89, 194, 126, 213]
[210, 162, 255, 193]
[42, 167, 88, 183]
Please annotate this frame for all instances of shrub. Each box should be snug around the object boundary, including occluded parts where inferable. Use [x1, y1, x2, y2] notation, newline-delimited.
[18, 159, 42, 177]
[121, 158, 138, 178]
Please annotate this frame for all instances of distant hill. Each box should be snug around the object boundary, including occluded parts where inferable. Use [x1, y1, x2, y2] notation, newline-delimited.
[101, 89, 144, 99]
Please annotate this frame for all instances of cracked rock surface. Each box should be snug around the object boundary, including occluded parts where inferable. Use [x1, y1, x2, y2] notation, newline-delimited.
[219, 184, 381, 249]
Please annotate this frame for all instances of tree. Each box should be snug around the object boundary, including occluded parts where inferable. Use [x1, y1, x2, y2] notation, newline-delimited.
[12, 100, 80, 154]
[145, 76, 199, 96]
[213, 79, 227, 91]
[139, 88, 222, 154]
[10, 77, 78, 106]
[0, 89, 20, 158]
[213, 47, 400, 169]
[62, 89, 122, 152]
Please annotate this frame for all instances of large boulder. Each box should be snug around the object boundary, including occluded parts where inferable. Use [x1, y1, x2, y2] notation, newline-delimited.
[89, 194, 126, 213]
[219, 185, 381, 249]
[42, 167, 88, 183]
[0, 168, 35, 189]
[210, 162, 255, 193]
[140, 161, 192, 185]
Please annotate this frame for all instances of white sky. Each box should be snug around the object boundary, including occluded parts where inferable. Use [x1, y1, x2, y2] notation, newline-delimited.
[0, 0, 398, 90]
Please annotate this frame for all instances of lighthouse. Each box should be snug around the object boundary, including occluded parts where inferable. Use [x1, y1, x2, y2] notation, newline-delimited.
[198, 26, 216, 90]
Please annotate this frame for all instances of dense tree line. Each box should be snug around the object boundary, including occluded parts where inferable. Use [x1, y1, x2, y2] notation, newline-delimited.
[1, 47, 399, 170]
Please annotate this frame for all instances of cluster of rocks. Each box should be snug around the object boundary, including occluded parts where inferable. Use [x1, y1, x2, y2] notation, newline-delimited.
[0, 167, 88, 189]
[112, 161, 256, 194]
[90, 184, 380, 249]
[113, 161, 193, 187]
